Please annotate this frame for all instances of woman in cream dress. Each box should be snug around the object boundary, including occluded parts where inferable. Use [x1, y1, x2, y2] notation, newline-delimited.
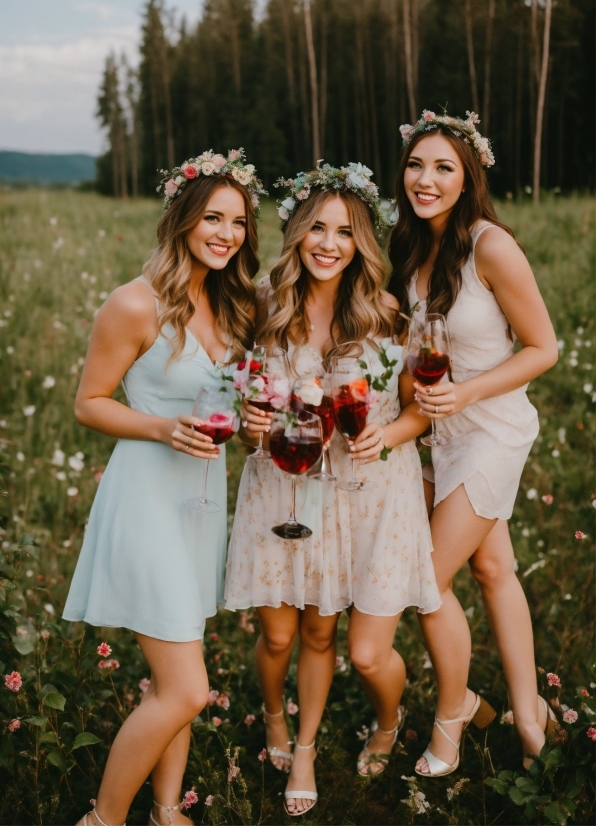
[225, 167, 440, 816]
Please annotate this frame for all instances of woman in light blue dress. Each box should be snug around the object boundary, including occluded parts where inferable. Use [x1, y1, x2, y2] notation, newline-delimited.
[65, 150, 265, 826]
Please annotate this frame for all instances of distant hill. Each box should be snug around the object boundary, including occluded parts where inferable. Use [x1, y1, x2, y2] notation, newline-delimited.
[0, 151, 96, 186]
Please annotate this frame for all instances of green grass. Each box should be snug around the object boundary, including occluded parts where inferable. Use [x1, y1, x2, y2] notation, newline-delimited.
[0, 190, 594, 825]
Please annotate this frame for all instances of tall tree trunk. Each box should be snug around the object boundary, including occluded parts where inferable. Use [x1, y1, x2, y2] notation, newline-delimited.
[303, 0, 320, 163]
[319, 5, 328, 153]
[297, 21, 311, 160]
[514, 20, 523, 195]
[412, 0, 419, 95]
[385, 0, 400, 181]
[354, 4, 369, 161]
[465, 0, 480, 113]
[229, 1, 242, 96]
[482, 0, 495, 131]
[533, 0, 552, 203]
[158, 37, 175, 169]
[362, 3, 381, 180]
[281, 0, 299, 168]
[403, 0, 417, 121]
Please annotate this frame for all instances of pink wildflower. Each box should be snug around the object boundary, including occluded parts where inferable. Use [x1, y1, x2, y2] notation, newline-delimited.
[405, 729, 418, 740]
[209, 633, 219, 642]
[580, 689, 590, 697]
[244, 714, 256, 725]
[541, 494, 554, 505]
[286, 699, 299, 715]
[258, 748, 267, 762]
[207, 689, 218, 706]
[164, 179, 178, 197]
[211, 716, 222, 726]
[182, 788, 198, 809]
[400, 123, 413, 141]
[90, 799, 97, 808]
[501, 710, 515, 725]
[96, 641, 112, 657]
[216, 694, 230, 710]
[98, 658, 119, 670]
[228, 149, 241, 161]
[575, 531, 587, 539]
[547, 672, 562, 688]
[8, 719, 21, 732]
[4, 671, 22, 692]
[563, 709, 578, 723]
[587, 727, 596, 741]
[94, 471, 103, 483]
[204, 795, 214, 807]
[228, 765, 240, 782]
[138, 677, 151, 693]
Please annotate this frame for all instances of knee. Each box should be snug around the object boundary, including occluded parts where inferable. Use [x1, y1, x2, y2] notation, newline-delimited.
[261, 628, 297, 657]
[300, 624, 336, 655]
[348, 640, 384, 675]
[176, 684, 210, 720]
[470, 555, 513, 588]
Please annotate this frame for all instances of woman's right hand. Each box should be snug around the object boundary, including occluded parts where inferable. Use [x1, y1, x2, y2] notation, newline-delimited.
[241, 400, 272, 438]
[161, 415, 221, 459]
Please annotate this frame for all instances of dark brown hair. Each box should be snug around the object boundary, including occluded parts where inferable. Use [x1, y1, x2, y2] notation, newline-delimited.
[143, 174, 258, 362]
[387, 127, 514, 334]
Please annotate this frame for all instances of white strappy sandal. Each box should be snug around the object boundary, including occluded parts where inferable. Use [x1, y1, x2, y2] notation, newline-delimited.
[149, 801, 190, 826]
[415, 693, 496, 778]
[263, 705, 294, 771]
[83, 810, 126, 826]
[283, 740, 318, 817]
[357, 705, 405, 777]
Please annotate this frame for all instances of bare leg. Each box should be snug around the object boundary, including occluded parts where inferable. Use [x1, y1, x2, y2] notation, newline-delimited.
[470, 522, 545, 766]
[416, 484, 497, 773]
[285, 606, 341, 815]
[255, 604, 299, 771]
[347, 609, 404, 774]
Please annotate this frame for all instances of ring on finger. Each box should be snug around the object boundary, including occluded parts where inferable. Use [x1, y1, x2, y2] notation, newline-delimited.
[241, 418, 247, 427]
[185, 442, 191, 452]
[427, 386, 433, 395]
[374, 435, 382, 444]
[435, 404, 439, 414]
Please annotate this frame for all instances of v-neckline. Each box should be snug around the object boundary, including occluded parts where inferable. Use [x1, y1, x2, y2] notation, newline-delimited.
[413, 269, 428, 304]
[184, 326, 227, 369]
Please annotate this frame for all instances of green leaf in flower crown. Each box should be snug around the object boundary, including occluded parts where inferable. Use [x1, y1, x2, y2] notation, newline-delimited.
[72, 732, 101, 750]
[43, 691, 66, 711]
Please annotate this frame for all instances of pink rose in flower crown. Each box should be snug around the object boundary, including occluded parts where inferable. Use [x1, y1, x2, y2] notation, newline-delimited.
[164, 179, 179, 197]
[182, 163, 199, 179]
[423, 110, 436, 122]
[228, 149, 241, 161]
[4, 671, 22, 693]
[212, 154, 226, 171]
[400, 124, 413, 140]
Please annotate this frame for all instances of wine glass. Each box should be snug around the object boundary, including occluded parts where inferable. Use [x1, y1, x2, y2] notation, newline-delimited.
[269, 410, 323, 539]
[330, 356, 373, 492]
[408, 313, 451, 448]
[244, 345, 290, 460]
[184, 386, 240, 513]
[291, 374, 336, 482]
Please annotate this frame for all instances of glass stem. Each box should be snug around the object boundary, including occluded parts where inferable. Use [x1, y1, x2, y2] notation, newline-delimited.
[257, 432, 263, 452]
[351, 456, 357, 482]
[431, 419, 437, 447]
[288, 475, 298, 526]
[200, 460, 210, 504]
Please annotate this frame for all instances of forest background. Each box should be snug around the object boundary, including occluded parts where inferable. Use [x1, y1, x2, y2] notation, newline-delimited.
[96, 0, 595, 201]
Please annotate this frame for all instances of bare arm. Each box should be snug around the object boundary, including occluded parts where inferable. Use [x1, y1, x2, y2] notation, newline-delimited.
[74, 281, 219, 459]
[415, 227, 558, 418]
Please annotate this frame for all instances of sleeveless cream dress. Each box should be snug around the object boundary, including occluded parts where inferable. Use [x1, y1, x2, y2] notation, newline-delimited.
[410, 221, 539, 520]
[224, 279, 441, 617]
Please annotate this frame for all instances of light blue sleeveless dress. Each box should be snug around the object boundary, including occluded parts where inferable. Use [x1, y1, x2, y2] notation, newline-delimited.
[63, 277, 229, 641]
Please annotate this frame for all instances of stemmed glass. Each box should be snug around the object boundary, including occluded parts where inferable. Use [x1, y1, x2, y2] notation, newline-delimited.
[244, 345, 290, 459]
[184, 386, 240, 512]
[330, 356, 373, 492]
[407, 313, 451, 447]
[291, 374, 336, 482]
[269, 410, 323, 539]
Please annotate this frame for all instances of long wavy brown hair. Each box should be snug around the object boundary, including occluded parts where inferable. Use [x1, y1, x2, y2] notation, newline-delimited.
[387, 126, 515, 334]
[143, 174, 258, 363]
[258, 188, 394, 363]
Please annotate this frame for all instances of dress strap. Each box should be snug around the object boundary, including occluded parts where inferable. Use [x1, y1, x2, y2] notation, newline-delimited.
[471, 220, 498, 246]
[136, 275, 160, 311]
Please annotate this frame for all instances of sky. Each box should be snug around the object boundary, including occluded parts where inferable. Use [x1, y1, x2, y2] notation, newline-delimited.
[0, 1, 206, 155]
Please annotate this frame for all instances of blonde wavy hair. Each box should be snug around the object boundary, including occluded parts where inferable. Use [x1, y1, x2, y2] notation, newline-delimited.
[258, 189, 394, 363]
[142, 175, 259, 363]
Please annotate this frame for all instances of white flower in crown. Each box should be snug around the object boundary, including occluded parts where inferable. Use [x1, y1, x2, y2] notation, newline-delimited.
[399, 109, 495, 168]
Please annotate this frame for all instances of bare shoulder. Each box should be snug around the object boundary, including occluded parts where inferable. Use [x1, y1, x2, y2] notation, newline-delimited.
[475, 225, 525, 267]
[380, 289, 400, 311]
[93, 278, 158, 342]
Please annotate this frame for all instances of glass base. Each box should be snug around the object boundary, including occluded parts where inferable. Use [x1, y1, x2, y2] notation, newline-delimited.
[184, 497, 220, 513]
[272, 522, 313, 540]
[338, 479, 373, 492]
[420, 433, 450, 447]
[250, 448, 270, 460]
[307, 470, 337, 482]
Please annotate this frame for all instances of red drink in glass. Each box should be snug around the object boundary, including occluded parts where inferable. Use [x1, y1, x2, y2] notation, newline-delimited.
[194, 413, 236, 445]
[291, 394, 335, 442]
[412, 349, 450, 386]
[332, 387, 368, 438]
[269, 432, 322, 475]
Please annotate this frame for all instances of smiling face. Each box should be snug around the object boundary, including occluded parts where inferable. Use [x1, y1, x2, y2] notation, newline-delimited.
[185, 184, 247, 271]
[403, 133, 466, 225]
[298, 194, 357, 283]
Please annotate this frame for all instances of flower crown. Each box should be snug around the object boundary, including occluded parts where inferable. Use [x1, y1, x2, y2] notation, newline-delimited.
[274, 161, 396, 232]
[156, 148, 268, 215]
[400, 110, 495, 168]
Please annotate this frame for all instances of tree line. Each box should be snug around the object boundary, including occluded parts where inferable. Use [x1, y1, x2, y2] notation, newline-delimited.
[96, 0, 594, 201]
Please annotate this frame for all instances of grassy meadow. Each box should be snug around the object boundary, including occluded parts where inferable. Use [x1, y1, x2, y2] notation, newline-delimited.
[0, 189, 594, 825]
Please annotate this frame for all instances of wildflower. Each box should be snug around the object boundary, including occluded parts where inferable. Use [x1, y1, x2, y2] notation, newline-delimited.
[209, 632, 219, 642]
[44, 603, 55, 615]
[4, 671, 23, 692]
[67, 487, 79, 497]
[217, 694, 230, 710]
[16, 452, 25, 462]
[356, 725, 369, 741]
[335, 655, 347, 672]
[8, 719, 21, 732]
[402, 789, 431, 815]
[211, 716, 222, 726]
[97, 229, 106, 238]
[94, 471, 103, 482]
[52, 448, 65, 466]
[228, 765, 240, 781]
[258, 748, 267, 762]
[98, 659, 120, 670]
[547, 673, 562, 688]
[541, 494, 554, 505]
[575, 531, 587, 539]
[580, 689, 590, 697]
[207, 689, 218, 705]
[90, 799, 97, 808]
[41, 629, 50, 640]
[405, 729, 418, 740]
[68, 454, 85, 471]
[139, 678, 150, 693]
[56, 471, 67, 481]
[204, 795, 214, 806]
[182, 788, 198, 808]
[587, 727, 596, 741]
[286, 699, 299, 715]
[526, 488, 538, 500]
[563, 709, 578, 723]
[501, 710, 515, 725]
[244, 714, 256, 725]
[97, 642, 112, 657]
[23, 405, 36, 417]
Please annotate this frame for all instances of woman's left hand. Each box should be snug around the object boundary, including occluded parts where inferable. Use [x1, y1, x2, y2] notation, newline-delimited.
[348, 422, 387, 463]
[414, 380, 471, 418]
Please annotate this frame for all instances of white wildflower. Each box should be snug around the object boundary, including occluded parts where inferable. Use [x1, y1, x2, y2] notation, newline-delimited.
[42, 376, 56, 389]
[23, 406, 36, 417]
[66, 487, 79, 497]
[557, 428, 566, 443]
[583, 383, 593, 394]
[16, 452, 25, 462]
[56, 471, 67, 481]
[51, 448, 65, 466]
[68, 455, 84, 472]
[526, 488, 538, 500]
[6, 346, 14, 354]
